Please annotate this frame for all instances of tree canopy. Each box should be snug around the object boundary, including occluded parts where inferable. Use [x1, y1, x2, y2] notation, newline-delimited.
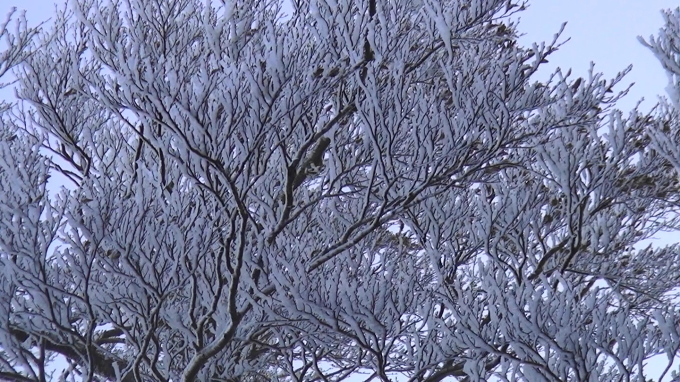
[1, 0, 680, 381]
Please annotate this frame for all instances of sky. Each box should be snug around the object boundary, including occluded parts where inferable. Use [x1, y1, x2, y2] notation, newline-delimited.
[1, 0, 679, 380]
[516, 0, 679, 113]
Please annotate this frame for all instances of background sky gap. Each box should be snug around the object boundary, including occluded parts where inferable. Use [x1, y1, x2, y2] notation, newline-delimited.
[516, 0, 679, 114]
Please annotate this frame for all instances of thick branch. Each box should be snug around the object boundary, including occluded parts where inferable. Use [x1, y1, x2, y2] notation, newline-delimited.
[9, 327, 134, 382]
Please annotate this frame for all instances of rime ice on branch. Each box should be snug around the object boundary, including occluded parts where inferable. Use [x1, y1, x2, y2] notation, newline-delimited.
[1, 1, 680, 381]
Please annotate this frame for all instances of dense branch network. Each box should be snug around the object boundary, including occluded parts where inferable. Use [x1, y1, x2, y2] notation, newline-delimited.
[0, 0, 679, 381]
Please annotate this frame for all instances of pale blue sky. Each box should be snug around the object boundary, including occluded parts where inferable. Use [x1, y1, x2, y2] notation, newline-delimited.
[516, 0, 679, 113]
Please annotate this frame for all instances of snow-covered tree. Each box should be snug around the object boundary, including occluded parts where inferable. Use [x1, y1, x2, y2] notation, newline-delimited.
[1, 0, 679, 381]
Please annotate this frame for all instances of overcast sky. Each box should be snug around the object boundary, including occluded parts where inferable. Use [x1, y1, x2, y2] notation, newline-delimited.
[516, 0, 679, 113]
[2, 1, 679, 380]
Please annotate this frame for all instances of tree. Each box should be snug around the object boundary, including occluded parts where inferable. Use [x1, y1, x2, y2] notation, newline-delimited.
[1, 0, 679, 380]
